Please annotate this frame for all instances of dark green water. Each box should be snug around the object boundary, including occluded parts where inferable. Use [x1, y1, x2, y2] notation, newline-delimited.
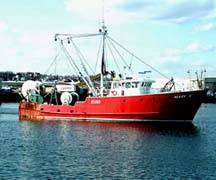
[0, 103, 216, 179]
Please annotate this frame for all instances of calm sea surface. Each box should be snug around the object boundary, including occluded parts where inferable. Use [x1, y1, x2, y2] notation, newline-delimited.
[0, 103, 216, 179]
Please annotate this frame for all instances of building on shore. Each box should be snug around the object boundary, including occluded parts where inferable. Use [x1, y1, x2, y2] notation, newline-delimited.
[204, 78, 216, 94]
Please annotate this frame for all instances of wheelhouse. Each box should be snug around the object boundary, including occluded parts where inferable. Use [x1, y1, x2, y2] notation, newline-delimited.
[108, 77, 155, 96]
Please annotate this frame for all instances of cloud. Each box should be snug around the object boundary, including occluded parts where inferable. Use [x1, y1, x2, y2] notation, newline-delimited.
[140, 0, 215, 24]
[64, 0, 216, 24]
[158, 42, 215, 75]
[0, 20, 7, 31]
[196, 22, 216, 31]
[64, 0, 106, 19]
[64, 0, 132, 24]
[164, 42, 215, 57]
[163, 48, 184, 57]
[186, 42, 215, 53]
[0, 21, 55, 72]
[152, 0, 215, 23]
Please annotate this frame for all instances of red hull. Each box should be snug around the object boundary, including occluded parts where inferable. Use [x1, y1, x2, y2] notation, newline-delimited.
[19, 90, 206, 122]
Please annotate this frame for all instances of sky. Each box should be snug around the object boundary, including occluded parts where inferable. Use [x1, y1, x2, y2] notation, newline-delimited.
[0, 0, 216, 80]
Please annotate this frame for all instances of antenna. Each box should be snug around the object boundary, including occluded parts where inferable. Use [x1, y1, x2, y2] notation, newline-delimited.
[102, 0, 105, 26]
[99, 0, 107, 33]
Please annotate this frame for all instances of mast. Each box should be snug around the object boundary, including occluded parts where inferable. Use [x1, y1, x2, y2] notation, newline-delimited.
[100, 0, 107, 97]
[100, 21, 107, 97]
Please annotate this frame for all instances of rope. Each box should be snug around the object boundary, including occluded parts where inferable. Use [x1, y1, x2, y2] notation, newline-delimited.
[107, 35, 170, 80]
[107, 36, 133, 74]
[45, 44, 63, 75]
[58, 39, 97, 96]
[69, 39, 95, 92]
[69, 38, 94, 75]
[106, 38, 121, 73]
[94, 36, 103, 74]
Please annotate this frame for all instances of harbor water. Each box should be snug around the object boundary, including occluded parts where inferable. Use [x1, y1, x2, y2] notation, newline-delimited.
[0, 103, 216, 179]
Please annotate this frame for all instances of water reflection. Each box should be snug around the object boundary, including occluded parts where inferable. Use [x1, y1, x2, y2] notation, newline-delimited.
[19, 120, 200, 141]
[55, 121, 199, 136]
[18, 120, 202, 179]
[1, 103, 216, 179]
[0, 103, 18, 114]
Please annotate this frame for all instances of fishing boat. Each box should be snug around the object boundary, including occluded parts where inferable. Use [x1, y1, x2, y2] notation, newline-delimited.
[0, 87, 22, 103]
[19, 25, 207, 122]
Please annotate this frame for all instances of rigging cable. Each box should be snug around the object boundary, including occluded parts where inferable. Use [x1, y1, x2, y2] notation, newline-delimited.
[106, 37, 121, 73]
[107, 35, 170, 80]
[69, 38, 96, 92]
[59, 40, 79, 76]
[58, 38, 96, 96]
[45, 43, 63, 75]
[107, 36, 134, 74]
[69, 38, 94, 75]
[94, 35, 103, 74]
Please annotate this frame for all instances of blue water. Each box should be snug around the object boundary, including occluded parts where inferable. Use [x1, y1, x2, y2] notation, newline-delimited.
[0, 103, 216, 179]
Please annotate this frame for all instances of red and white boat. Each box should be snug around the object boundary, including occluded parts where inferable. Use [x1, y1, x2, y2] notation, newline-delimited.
[19, 26, 207, 122]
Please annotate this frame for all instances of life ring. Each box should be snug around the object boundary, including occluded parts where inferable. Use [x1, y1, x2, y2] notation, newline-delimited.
[112, 90, 117, 96]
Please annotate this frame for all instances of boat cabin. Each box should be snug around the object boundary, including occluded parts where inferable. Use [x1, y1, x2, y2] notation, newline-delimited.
[108, 77, 155, 96]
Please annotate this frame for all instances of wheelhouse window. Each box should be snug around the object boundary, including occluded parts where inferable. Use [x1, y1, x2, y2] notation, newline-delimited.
[113, 82, 118, 89]
[126, 82, 131, 88]
[141, 81, 152, 87]
[132, 82, 139, 88]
